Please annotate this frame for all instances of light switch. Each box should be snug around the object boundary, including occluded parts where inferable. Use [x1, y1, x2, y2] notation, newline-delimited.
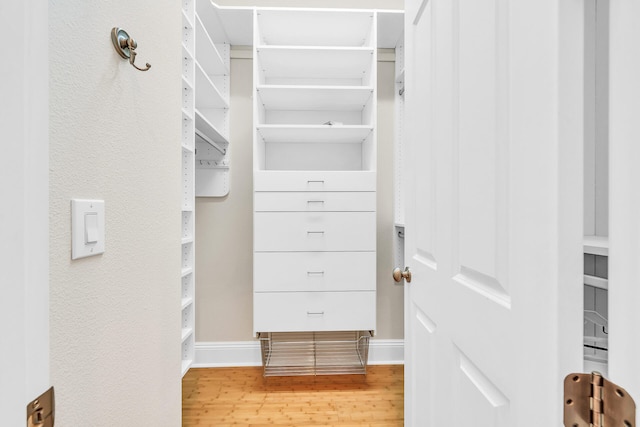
[84, 213, 99, 243]
[71, 199, 105, 259]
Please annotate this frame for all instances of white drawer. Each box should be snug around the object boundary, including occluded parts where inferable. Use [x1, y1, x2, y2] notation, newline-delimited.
[254, 291, 376, 333]
[254, 252, 376, 292]
[254, 171, 376, 191]
[254, 192, 376, 212]
[254, 212, 376, 252]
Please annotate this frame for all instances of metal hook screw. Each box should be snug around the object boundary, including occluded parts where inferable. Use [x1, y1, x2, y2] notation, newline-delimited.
[111, 27, 151, 72]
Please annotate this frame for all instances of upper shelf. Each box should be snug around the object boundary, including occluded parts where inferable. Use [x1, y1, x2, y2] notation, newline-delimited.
[377, 10, 404, 49]
[257, 85, 373, 111]
[195, 14, 228, 76]
[195, 110, 228, 146]
[584, 235, 609, 256]
[195, 62, 228, 110]
[201, 4, 403, 48]
[257, 46, 374, 83]
[257, 125, 373, 144]
[257, 9, 375, 47]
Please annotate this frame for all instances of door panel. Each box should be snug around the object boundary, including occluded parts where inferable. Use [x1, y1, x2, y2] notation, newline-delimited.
[454, 349, 510, 427]
[407, 303, 436, 427]
[458, 0, 505, 283]
[403, 0, 584, 425]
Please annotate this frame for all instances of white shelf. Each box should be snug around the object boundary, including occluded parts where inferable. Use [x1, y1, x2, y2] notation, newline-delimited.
[182, 107, 193, 121]
[181, 267, 193, 278]
[181, 359, 193, 376]
[182, 9, 194, 29]
[182, 327, 194, 342]
[377, 10, 404, 49]
[182, 297, 194, 310]
[584, 235, 609, 256]
[257, 85, 374, 111]
[584, 274, 608, 290]
[257, 9, 375, 47]
[181, 237, 194, 245]
[195, 62, 228, 110]
[195, 110, 228, 146]
[182, 75, 194, 92]
[257, 46, 373, 81]
[257, 125, 372, 144]
[182, 42, 194, 62]
[195, 14, 229, 76]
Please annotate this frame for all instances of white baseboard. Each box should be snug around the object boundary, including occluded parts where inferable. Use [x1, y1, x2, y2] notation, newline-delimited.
[194, 339, 404, 368]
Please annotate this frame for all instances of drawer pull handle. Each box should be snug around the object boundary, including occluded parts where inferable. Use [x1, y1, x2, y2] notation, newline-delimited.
[307, 200, 325, 204]
[307, 271, 325, 276]
[307, 180, 325, 184]
[307, 231, 325, 235]
[307, 311, 325, 316]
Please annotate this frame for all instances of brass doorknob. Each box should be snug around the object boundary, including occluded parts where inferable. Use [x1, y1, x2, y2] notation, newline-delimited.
[393, 267, 412, 283]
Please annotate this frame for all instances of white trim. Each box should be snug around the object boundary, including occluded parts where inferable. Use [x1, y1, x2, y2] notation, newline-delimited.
[194, 341, 262, 367]
[0, 2, 49, 425]
[194, 339, 404, 368]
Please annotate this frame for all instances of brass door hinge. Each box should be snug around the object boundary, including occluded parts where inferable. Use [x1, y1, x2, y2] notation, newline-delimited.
[27, 386, 54, 427]
[564, 372, 635, 427]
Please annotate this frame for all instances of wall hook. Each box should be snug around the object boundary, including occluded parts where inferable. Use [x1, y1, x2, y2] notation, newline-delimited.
[111, 27, 151, 72]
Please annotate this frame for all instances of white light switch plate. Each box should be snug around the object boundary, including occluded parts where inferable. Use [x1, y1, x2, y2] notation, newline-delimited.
[71, 199, 105, 259]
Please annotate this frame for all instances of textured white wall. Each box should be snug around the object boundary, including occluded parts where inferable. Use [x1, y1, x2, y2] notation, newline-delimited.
[195, 58, 404, 341]
[49, 1, 182, 425]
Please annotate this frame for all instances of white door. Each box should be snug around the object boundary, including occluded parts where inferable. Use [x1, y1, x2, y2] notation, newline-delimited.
[609, 0, 640, 403]
[403, 0, 584, 425]
[0, 1, 50, 425]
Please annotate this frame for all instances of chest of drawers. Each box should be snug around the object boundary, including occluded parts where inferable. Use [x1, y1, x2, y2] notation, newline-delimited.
[253, 172, 376, 334]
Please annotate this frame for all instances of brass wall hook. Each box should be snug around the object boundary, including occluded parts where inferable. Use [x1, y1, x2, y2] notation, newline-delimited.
[111, 27, 151, 72]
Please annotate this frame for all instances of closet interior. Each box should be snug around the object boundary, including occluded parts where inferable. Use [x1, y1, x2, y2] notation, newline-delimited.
[583, 0, 609, 376]
[181, 1, 403, 376]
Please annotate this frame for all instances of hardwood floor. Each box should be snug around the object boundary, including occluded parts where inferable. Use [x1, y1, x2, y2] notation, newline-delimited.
[182, 365, 404, 426]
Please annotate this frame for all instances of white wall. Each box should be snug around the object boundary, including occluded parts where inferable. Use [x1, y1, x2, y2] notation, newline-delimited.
[0, 1, 50, 425]
[195, 57, 404, 342]
[49, 1, 182, 425]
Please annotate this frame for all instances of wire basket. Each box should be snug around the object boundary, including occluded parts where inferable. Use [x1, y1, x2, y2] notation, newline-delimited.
[258, 330, 372, 377]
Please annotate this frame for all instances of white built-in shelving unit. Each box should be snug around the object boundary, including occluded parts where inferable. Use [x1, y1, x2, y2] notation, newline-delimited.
[252, 7, 379, 376]
[194, 0, 231, 197]
[180, 0, 233, 377]
[181, 0, 196, 377]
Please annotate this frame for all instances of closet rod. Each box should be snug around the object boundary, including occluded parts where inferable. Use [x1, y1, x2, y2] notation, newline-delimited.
[195, 129, 226, 155]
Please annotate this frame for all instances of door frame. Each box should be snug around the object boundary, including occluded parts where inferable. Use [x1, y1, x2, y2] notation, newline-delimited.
[609, 0, 640, 401]
[0, 1, 50, 425]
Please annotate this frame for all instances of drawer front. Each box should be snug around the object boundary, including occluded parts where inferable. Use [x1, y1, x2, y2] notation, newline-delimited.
[254, 171, 376, 191]
[254, 212, 376, 252]
[254, 291, 376, 333]
[254, 252, 376, 292]
[254, 192, 376, 212]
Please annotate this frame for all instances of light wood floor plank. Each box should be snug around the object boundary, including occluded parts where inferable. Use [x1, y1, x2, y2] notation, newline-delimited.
[182, 365, 403, 426]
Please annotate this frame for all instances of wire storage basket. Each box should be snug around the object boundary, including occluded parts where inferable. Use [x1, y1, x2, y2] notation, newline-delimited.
[258, 330, 372, 377]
